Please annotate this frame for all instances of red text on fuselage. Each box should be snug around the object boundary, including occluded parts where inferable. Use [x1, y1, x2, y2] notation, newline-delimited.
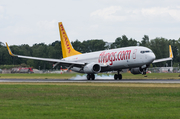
[98, 50, 131, 65]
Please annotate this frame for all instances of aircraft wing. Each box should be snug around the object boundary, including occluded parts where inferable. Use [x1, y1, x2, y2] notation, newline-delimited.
[152, 57, 172, 63]
[6, 43, 85, 67]
[152, 45, 173, 63]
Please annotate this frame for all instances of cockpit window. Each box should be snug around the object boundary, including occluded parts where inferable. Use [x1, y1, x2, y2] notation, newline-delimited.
[140, 50, 151, 54]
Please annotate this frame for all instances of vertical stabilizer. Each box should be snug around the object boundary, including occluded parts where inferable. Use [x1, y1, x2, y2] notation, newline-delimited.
[59, 22, 81, 58]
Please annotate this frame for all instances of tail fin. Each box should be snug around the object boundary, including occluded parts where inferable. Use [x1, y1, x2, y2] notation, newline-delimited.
[59, 22, 81, 58]
[169, 45, 173, 58]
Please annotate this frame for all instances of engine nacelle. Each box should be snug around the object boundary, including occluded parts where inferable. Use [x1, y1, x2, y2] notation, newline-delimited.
[83, 63, 101, 74]
[130, 67, 142, 74]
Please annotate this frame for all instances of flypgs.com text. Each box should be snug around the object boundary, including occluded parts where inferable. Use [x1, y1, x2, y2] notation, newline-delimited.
[98, 50, 131, 65]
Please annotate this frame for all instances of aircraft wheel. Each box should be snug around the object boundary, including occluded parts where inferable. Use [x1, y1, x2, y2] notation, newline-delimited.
[87, 74, 95, 80]
[87, 74, 91, 80]
[91, 74, 95, 80]
[114, 74, 122, 80]
[118, 74, 122, 80]
[114, 74, 118, 80]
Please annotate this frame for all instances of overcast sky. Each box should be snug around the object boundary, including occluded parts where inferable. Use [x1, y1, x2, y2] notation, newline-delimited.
[1, 0, 180, 46]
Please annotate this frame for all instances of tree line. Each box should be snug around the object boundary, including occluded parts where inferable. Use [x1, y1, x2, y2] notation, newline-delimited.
[0, 35, 179, 69]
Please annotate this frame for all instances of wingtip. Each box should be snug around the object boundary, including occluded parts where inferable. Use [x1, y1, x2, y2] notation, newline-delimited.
[6, 42, 14, 56]
[169, 45, 173, 58]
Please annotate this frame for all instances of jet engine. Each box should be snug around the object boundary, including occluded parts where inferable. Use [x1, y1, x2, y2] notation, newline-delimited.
[130, 67, 142, 74]
[130, 64, 149, 75]
[83, 63, 101, 74]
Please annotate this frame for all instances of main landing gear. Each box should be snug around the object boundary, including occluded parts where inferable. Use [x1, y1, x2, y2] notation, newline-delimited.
[114, 70, 122, 80]
[87, 74, 95, 80]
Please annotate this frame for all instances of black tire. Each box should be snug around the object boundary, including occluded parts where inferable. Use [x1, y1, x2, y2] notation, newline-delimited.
[118, 74, 122, 80]
[87, 74, 91, 80]
[91, 74, 95, 80]
[114, 74, 122, 80]
[114, 74, 118, 80]
[87, 74, 95, 80]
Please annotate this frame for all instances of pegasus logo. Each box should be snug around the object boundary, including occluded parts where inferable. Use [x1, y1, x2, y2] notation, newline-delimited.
[98, 50, 131, 65]
[59, 24, 71, 53]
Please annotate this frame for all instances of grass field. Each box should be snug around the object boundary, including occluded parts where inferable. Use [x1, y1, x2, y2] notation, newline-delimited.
[0, 83, 180, 119]
[0, 73, 77, 79]
[0, 72, 180, 79]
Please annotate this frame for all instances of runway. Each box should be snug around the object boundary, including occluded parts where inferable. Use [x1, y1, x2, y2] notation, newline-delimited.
[0, 79, 180, 83]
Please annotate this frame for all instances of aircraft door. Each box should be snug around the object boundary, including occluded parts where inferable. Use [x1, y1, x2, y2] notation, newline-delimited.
[133, 49, 137, 59]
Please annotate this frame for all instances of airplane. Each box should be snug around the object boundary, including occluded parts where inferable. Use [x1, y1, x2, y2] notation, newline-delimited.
[6, 22, 173, 80]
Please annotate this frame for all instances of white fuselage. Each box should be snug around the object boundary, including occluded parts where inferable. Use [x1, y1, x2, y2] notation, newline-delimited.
[63, 46, 156, 73]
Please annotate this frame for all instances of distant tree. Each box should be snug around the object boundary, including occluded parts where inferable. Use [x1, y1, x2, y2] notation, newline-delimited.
[141, 35, 149, 47]
[1, 36, 180, 69]
[71, 40, 83, 52]
[111, 35, 137, 49]
[0, 42, 5, 46]
[72, 39, 107, 53]
[168, 39, 178, 65]
[149, 37, 169, 67]
[128, 38, 138, 46]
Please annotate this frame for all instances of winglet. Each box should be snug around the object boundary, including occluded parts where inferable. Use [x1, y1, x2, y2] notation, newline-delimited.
[5, 42, 15, 56]
[169, 45, 173, 58]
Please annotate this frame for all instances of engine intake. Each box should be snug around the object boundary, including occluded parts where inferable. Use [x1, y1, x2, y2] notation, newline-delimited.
[83, 63, 101, 74]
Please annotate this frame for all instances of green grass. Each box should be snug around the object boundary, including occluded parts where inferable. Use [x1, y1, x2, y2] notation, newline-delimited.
[0, 84, 180, 119]
[0, 73, 180, 79]
[122, 73, 180, 79]
[0, 73, 77, 79]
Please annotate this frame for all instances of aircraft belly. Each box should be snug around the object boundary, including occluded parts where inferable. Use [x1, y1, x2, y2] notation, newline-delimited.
[112, 59, 145, 69]
[109, 60, 129, 69]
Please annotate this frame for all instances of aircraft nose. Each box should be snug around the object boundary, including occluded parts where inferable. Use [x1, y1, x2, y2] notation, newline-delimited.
[146, 53, 156, 63]
[150, 53, 156, 61]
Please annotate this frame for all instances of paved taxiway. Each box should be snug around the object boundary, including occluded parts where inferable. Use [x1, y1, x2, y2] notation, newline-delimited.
[0, 79, 180, 83]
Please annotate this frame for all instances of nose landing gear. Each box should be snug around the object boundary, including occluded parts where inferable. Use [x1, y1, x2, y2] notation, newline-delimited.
[142, 68, 147, 75]
[142, 68, 148, 77]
